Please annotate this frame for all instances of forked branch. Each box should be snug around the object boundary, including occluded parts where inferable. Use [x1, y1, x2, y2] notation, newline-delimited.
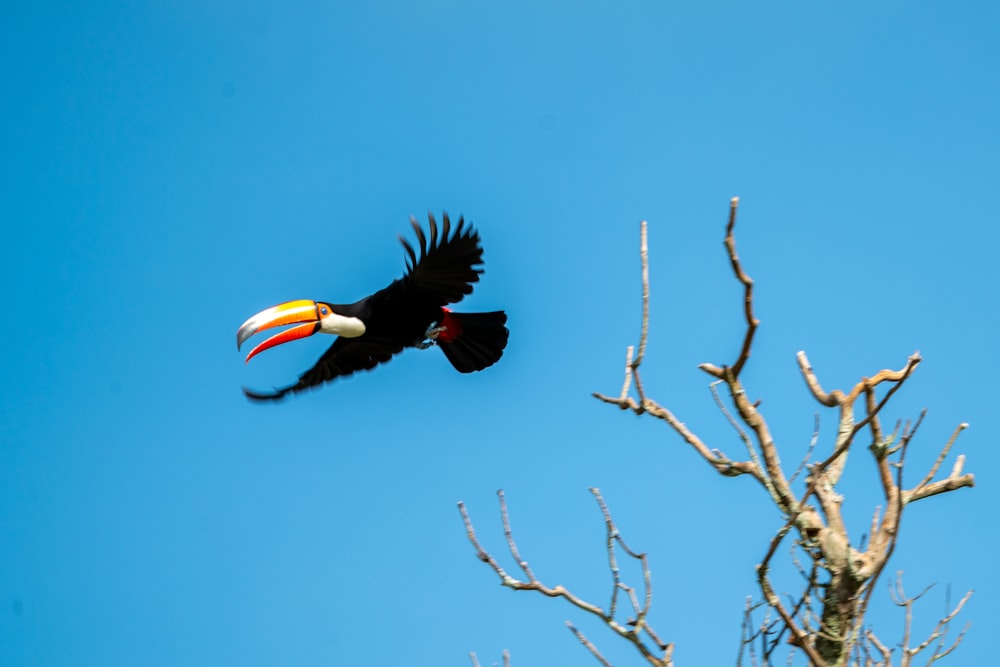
[458, 490, 673, 667]
[883, 573, 973, 666]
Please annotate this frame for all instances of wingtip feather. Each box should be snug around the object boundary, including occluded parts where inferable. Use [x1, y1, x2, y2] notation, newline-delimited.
[242, 385, 295, 402]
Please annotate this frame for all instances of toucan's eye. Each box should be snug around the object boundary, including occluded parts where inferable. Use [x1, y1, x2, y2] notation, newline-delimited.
[320, 305, 329, 316]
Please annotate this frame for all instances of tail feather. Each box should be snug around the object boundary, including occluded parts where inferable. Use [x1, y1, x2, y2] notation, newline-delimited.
[437, 311, 508, 373]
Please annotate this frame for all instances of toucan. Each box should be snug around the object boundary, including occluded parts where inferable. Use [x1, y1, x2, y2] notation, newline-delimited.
[236, 213, 508, 401]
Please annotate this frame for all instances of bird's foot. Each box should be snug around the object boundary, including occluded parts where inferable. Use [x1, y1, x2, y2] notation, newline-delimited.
[418, 324, 448, 348]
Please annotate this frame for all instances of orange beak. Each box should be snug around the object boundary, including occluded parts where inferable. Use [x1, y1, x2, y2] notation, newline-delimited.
[236, 299, 321, 363]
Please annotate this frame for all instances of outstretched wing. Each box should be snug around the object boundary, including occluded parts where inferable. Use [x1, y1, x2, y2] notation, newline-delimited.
[242, 213, 489, 401]
[399, 212, 484, 304]
[242, 336, 406, 401]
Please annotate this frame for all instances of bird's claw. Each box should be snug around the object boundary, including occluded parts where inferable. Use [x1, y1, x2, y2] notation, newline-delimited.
[418, 324, 448, 348]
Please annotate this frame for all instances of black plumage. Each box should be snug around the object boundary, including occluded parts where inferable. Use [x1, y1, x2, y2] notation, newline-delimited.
[242, 213, 508, 401]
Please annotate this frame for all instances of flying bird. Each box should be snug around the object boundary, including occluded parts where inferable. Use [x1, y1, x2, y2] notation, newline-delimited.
[237, 213, 508, 401]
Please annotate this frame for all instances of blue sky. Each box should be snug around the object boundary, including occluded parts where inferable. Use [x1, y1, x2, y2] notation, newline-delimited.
[2, 2, 998, 665]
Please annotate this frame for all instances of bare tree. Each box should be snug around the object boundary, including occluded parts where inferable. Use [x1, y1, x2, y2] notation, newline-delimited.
[460, 199, 975, 666]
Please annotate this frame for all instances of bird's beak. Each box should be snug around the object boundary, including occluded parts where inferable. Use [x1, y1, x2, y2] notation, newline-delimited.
[237, 299, 321, 363]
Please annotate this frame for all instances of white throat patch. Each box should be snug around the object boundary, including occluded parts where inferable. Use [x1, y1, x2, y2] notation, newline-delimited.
[319, 312, 366, 338]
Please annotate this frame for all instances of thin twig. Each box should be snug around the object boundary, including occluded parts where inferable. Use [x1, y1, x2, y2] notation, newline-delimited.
[499, 490, 537, 581]
[469, 650, 510, 667]
[567, 622, 613, 667]
[596, 487, 624, 619]
[709, 380, 766, 478]
[864, 382, 884, 447]
[789, 413, 821, 485]
[619, 345, 635, 402]
[851, 354, 922, 436]
[737, 596, 766, 667]
[634, 220, 650, 367]
[868, 628, 892, 665]
[725, 197, 759, 378]
[913, 423, 969, 493]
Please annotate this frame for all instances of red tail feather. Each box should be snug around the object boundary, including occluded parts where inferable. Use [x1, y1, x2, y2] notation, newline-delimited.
[437, 308, 462, 343]
[437, 310, 508, 373]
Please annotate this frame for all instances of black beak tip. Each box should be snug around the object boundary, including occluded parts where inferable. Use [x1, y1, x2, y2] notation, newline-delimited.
[236, 324, 254, 351]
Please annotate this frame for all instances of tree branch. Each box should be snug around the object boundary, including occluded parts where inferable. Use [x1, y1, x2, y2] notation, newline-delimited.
[905, 423, 975, 504]
[887, 574, 973, 666]
[796, 351, 843, 407]
[468, 650, 511, 667]
[725, 197, 758, 378]
[635, 220, 650, 367]
[593, 387, 764, 481]
[566, 622, 613, 667]
[458, 491, 673, 667]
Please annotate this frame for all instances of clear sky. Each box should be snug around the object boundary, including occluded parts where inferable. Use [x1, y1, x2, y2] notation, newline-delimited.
[2, 2, 998, 665]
